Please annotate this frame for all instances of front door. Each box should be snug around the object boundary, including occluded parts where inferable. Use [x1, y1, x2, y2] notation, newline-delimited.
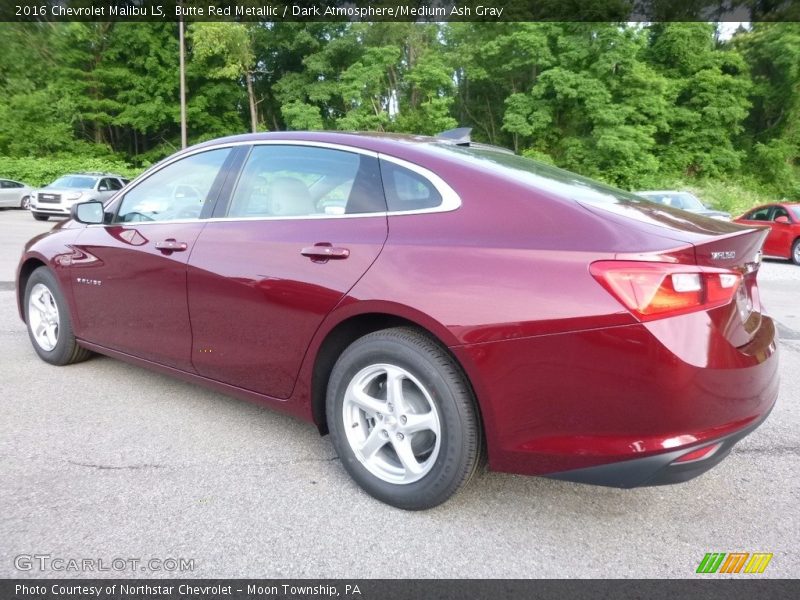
[71, 147, 233, 370]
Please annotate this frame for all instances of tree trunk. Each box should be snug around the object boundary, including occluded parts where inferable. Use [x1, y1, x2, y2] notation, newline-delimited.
[247, 72, 258, 133]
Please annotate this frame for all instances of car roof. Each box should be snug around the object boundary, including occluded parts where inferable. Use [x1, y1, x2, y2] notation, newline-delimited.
[745, 202, 800, 210]
[186, 131, 514, 164]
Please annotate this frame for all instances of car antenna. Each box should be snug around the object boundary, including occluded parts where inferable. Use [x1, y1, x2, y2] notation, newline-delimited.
[437, 127, 472, 146]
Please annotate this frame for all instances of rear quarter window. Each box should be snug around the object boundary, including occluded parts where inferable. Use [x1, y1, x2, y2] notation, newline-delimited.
[380, 160, 442, 212]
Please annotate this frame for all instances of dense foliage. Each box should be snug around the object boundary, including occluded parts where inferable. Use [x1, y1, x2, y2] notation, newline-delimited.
[0, 21, 798, 212]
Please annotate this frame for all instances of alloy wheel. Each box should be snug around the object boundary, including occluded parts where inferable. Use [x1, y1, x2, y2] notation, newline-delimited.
[341, 363, 441, 484]
[27, 283, 60, 351]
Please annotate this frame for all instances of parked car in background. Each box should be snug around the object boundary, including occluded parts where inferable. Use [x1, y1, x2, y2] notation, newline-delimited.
[734, 203, 800, 265]
[16, 131, 778, 509]
[637, 190, 731, 220]
[29, 173, 128, 221]
[0, 178, 33, 209]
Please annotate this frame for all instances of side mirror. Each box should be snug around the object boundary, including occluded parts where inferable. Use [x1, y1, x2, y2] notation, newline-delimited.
[775, 215, 790, 224]
[71, 200, 105, 224]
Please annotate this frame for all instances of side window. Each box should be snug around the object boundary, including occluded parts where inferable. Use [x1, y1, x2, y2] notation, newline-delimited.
[116, 148, 231, 222]
[0, 180, 9, 188]
[227, 145, 385, 218]
[380, 160, 443, 212]
[98, 178, 111, 191]
[746, 207, 772, 221]
[107, 178, 123, 191]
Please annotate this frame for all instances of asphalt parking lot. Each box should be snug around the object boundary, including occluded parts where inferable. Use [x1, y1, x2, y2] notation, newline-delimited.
[0, 208, 798, 578]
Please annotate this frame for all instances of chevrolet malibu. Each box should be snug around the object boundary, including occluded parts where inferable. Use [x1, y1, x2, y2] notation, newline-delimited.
[16, 131, 779, 510]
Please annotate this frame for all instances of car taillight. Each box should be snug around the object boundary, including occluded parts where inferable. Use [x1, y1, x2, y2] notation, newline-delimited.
[590, 261, 742, 321]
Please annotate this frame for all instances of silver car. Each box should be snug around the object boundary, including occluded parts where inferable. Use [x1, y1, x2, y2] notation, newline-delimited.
[30, 173, 128, 221]
[636, 190, 731, 221]
[0, 178, 34, 209]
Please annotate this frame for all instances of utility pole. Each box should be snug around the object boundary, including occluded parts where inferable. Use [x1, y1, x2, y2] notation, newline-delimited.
[178, 4, 187, 149]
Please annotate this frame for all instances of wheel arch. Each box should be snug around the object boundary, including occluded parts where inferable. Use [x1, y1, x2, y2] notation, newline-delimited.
[16, 257, 47, 322]
[307, 306, 485, 446]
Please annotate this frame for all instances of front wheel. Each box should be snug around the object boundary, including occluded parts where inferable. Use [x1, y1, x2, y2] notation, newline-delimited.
[792, 238, 800, 266]
[25, 267, 92, 365]
[32, 212, 49, 221]
[326, 327, 482, 510]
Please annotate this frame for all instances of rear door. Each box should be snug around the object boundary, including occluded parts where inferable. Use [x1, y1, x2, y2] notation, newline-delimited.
[71, 147, 235, 370]
[187, 143, 388, 399]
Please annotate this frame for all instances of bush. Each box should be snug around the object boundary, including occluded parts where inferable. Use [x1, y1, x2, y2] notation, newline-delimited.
[0, 156, 145, 187]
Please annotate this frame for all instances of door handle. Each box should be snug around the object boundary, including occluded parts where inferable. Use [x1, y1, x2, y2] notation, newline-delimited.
[155, 239, 188, 253]
[301, 243, 350, 261]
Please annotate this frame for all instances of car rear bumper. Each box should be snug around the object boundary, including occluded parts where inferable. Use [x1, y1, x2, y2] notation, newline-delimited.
[452, 311, 779, 484]
[545, 407, 772, 487]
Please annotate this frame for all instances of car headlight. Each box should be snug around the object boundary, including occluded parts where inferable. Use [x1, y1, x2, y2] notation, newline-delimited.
[66, 192, 83, 201]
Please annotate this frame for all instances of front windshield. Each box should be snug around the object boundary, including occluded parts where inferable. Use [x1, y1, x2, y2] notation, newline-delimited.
[50, 176, 96, 189]
[789, 206, 800, 221]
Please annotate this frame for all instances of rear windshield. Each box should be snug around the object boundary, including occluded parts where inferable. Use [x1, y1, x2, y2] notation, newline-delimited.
[429, 143, 643, 206]
[426, 143, 740, 234]
[50, 176, 97, 189]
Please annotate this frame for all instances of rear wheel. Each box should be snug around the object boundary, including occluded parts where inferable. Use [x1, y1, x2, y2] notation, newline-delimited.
[326, 327, 481, 510]
[25, 267, 92, 365]
[32, 212, 49, 221]
[20, 196, 31, 210]
[792, 238, 800, 265]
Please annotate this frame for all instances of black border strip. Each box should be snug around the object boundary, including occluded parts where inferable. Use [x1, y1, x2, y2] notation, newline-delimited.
[2, 1, 800, 23]
[2, 579, 799, 600]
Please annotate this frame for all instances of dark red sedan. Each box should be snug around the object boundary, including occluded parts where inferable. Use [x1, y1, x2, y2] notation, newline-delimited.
[16, 132, 779, 509]
[734, 203, 800, 265]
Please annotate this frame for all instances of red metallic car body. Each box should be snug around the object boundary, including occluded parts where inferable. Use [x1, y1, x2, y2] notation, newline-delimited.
[734, 202, 800, 265]
[16, 132, 779, 507]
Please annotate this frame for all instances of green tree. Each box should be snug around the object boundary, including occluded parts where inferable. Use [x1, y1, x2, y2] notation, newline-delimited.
[191, 22, 262, 132]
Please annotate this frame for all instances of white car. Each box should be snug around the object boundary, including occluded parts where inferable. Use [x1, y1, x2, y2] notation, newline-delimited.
[0, 178, 34, 209]
[636, 190, 731, 221]
[30, 173, 128, 221]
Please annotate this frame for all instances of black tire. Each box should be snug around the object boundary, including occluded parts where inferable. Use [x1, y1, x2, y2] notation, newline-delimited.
[792, 238, 800, 266]
[24, 267, 92, 365]
[326, 327, 482, 510]
[20, 195, 31, 210]
[32, 212, 49, 221]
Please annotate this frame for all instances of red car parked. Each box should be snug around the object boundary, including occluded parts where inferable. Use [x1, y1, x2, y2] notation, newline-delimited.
[17, 132, 779, 509]
[734, 203, 800, 265]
